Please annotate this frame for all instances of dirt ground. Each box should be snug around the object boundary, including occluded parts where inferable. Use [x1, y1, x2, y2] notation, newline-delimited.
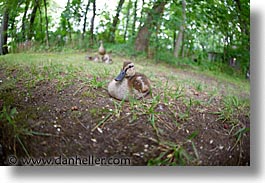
[0, 58, 250, 166]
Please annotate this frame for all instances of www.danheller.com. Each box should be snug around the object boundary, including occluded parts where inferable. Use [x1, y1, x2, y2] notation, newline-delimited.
[7, 155, 131, 166]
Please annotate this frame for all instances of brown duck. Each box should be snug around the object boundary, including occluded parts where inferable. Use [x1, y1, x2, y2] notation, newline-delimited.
[98, 40, 106, 56]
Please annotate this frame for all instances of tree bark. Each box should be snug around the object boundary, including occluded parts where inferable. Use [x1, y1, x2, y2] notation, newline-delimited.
[0, 8, 9, 55]
[21, 0, 30, 42]
[44, 0, 49, 47]
[28, 0, 39, 40]
[173, 31, 176, 50]
[109, 0, 125, 43]
[123, 0, 132, 41]
[174, 0, 186, 58]
[90, 0, 96, 45]
[181, 31, 185, 57]
[131, 0, 137, 37]
[82, 0, 91, 40]
[139, 0, 145, 27]
[134, 0, 168, 52]
[174, 29, 183, 57]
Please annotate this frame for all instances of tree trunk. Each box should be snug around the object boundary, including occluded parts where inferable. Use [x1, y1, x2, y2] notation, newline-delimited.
[139, 0, 145, 27]
[109, 0, 125, 43]
[181, 31, 185, 57]
[0, 8, 9, 55]
[28, 0, 39, 40]
[131, 0, 137, 37]
[173, 31, 176, 50]
[90, 0, 96, 45]
[21, 0, 30, 42]
[123, 0, 132, 41]
[37, 1, 43, 35]
[44, 0, 49, 47]
[82, 0, 91, 40]
[174, 0, 186, 58]
[134, 0, 168, 52]
[174, 29, 183, 57]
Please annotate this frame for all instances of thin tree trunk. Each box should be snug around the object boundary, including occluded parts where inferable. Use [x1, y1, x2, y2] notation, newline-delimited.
[109, 0, 125, 43]
[67, 21, 72, 43]
[174, 0, 186, 58]
[44, 0, 49, 47]
[21, 0, 30, 42]
[134, 0, 168, 52]
[82, 0, 91, 40]
[139, 0, 145, 27]
[65, 0, 72, 44]
[37, 1, 43, 36]
[90, 0, 96, 45]
[181, 31, 185, 57]
[131, 0, 137, 37]
[173, 31, 176, 50]
[123, 0, 132, 41]
[174, 29, 183, 57]
[28, 0, 39, 40]
[0, 8, 9, 55]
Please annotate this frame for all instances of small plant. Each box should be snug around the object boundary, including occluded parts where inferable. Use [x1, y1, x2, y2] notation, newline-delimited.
[169, 85, 184, 101]
[178, 98, 193, 121]
[147, 95, 161, 135]
[195, 82, 203, 92]
[231, 127, 250, 150]
[90, 76, 106, 89]
[162, 80, 171, 104]
[0, 78, 16, 92]
[0, 105, 52, 157]
[148, 130, 200, 166]
[112, 99, 125, 118]
[214, 95, 249, 124]
[128, 98, 139, 123]
[0, 106, 30, 157]
[148, 142, 192, 166]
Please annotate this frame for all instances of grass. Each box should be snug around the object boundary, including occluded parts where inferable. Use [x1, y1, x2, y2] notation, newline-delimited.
[214, 95, 250, 124]
[148, 130, 200, 166]
[0, 105, 52, 157]
[0, 51, 250, 165]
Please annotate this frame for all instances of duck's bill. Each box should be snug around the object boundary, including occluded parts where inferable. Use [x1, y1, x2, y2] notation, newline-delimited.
[115, 70, 126, 81]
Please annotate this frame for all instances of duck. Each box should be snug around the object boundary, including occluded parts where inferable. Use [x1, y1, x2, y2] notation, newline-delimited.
[108, 61, 151, 101]
[98, 40, 106, 56]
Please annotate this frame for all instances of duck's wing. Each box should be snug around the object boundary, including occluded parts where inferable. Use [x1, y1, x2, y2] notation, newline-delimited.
[132, 73, 151, 93]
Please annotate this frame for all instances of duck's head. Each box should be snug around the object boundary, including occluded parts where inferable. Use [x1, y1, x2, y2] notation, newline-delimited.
[115, 61, 135, 81]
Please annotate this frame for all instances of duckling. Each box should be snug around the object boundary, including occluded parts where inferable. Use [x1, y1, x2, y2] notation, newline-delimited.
[98, 40, 106, 56]
[86, 55, 100, 62]
[108, 61, 151, 101]
[93, 55, 100, 62]
[102, 53, 113, 64]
